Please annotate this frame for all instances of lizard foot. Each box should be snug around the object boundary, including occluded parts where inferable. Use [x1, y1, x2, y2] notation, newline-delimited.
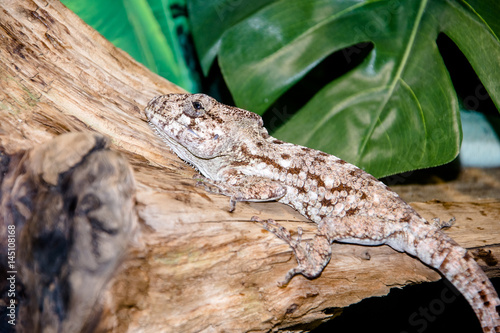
[193, 173, 223, 194]
[192, 173, 237, 212]
[251, 216, 303, 245]
[252, 216, 332, 287]
[432, 217, 456, 229]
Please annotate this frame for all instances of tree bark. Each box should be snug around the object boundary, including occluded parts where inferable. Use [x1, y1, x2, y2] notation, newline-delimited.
[0, 1, 498, 332]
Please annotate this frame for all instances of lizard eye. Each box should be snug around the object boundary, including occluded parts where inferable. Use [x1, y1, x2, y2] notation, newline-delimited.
[183, 99, 206, 118]
[183, 94, 213, 118]
[192, 101, 203, 110]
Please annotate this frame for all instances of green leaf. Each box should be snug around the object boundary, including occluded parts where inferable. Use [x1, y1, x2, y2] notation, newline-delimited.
[191, 0, 500, 177]
[187, 0, 273, 75]
[62, 0, 198, 92]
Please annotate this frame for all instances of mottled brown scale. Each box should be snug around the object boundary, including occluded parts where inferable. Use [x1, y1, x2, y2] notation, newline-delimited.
[345, 207, 359, 216]
[286, 167, 301, 175]
[145, 93, 500, 333]
[333, 183, 353, 194]
[230, 160, 250, 167]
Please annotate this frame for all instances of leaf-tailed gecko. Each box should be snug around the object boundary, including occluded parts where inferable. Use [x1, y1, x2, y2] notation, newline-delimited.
[145, 93, 500, 333]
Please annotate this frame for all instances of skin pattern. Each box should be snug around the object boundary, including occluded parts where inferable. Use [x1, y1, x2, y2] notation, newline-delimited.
[145, 93, 500, 332]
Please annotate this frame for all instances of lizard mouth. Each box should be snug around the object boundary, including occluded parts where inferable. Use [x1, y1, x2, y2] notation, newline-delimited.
[148, 118, 200, 142]
[148, 121, 179, 147]
[147, 121, 212, 161]
[147, 120, 224, 179]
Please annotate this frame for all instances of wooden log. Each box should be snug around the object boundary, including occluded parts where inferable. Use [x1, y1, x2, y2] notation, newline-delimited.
[0, 1, 498, 332]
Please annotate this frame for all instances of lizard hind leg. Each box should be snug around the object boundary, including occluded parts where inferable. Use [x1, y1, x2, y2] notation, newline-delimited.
[252, 216, 332, 287]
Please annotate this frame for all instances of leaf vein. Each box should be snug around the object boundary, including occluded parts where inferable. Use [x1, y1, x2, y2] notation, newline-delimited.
[356, 0, 429, 165]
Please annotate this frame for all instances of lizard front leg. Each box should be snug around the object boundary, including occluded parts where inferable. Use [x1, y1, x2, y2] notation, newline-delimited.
[194, 173, 286, 212]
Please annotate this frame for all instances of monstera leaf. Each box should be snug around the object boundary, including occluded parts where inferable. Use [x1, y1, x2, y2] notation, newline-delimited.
[188, 0, 500, 177]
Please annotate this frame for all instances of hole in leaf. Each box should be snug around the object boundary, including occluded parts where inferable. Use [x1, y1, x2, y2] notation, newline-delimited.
[202, 58, 236, 105]
[436, 33, 496, 116]
[262, 42, 374, 133]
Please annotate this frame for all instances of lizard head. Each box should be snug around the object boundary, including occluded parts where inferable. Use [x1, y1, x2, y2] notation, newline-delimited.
[145, 93, 266, 174]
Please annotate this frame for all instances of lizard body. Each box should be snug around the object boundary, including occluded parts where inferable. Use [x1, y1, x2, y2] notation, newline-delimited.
[145, 93, 500, 332]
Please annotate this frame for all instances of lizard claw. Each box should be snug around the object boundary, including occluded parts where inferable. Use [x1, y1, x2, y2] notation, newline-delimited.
[252, 216, 298, 244]
[432, 217, 455, 229]
[229, 197, 236, 213]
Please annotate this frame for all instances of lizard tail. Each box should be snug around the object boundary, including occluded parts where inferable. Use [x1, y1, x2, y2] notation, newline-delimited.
[405, 225, 500, 333]
[439, 244, 500, 333]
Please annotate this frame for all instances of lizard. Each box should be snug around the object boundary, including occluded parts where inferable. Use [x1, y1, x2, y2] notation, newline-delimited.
[145, 93, 500, 333]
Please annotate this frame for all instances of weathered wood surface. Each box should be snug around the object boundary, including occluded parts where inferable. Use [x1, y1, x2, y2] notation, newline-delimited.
[0, 1, 498, 332]
[1, 132, 136, 332]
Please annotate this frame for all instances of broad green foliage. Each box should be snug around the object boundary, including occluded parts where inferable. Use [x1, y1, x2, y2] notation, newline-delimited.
[188, 0, 500, 177]
[62, 0, 198, 92]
